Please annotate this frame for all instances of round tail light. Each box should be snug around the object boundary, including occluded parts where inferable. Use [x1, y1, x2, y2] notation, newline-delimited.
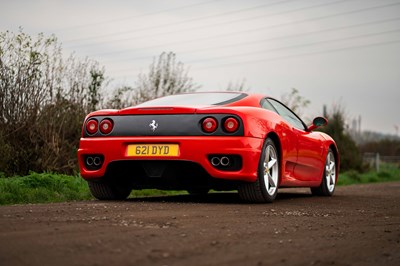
[224, 117, 239, 133]
[86, 119, 98, 135]
[100, 119, 113, 135]
[202, 117, 218, 133]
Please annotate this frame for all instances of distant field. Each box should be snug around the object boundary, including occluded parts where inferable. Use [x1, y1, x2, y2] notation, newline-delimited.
[0, 163, 399, 205]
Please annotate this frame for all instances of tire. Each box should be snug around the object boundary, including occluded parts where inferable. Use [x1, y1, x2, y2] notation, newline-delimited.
[187, 188, 210, 196]
[311, 148, 336, 196]
[238, 138, 280, 203]
[88, 180, 131, 200]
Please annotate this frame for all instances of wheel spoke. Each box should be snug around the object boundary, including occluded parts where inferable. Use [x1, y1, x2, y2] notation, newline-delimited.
[268, 158, 276, 169]
[265, 146, 270, 162]
[325, 151, 336, 192]
[329, 161, 335, 172]
[262, 143, 279, 197]
[268, 172, 276, 188]
[328, 159, 335, 185]
[330, 175, 335, 186]
[326, 155, 331, 170]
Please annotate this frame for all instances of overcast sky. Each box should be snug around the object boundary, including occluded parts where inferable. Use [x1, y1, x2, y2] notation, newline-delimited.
[1, 0, 399, 134]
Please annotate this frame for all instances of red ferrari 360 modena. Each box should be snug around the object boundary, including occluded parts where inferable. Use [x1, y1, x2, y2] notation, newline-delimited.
[78, 92, 339, 203]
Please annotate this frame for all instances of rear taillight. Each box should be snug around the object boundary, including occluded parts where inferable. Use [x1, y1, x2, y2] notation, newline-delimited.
[86, 119, 98, 135]
[223, 117, 239, 133]
[202, 117, 218, 133]
[99, 119, 113, 135]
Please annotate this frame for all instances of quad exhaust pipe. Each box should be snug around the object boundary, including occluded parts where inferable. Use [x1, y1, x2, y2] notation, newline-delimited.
[85, 155, 103, 169]
[211, 156, 230, 167]
[209, 155, 242, 171]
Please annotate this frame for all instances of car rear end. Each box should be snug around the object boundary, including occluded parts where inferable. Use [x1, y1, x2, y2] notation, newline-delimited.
[78, 92, 267, 194]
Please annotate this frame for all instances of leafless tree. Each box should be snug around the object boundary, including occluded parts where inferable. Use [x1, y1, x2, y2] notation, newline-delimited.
[225, 78, 248, 92]
[280, 88, 310, 116]
[0, 29, 105, 176]
[132, 52, 199, 105]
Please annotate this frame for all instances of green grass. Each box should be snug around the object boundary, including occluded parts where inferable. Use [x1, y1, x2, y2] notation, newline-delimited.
[0, 172, 188, 205]
[1, 163, 399, 205]
[131, 189, 186, 197]
[337, 163, 400, 186]
[0, 172, 92, 205]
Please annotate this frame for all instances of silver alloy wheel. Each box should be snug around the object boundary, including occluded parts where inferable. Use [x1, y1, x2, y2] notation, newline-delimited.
[263, 144, 279, 196]
[325, 151, 336, 193]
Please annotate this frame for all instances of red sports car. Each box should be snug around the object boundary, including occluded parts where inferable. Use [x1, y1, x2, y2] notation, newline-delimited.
[78, 92, 339, 203]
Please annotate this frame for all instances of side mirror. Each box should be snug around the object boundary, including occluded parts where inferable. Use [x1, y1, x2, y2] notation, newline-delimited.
[307, 117, 328, 131]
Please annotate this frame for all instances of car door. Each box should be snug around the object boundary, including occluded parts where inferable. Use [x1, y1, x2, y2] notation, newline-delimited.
[260, 98, 298, 182]
[266, 98, 324, 182]
[292, 127, 325, 181]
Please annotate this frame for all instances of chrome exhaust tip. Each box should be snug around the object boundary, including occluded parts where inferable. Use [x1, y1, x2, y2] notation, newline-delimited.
[93, 157, 102, 166]
[86, 156, 94, 166]
[211, 157, 221, 166]
[220, 156, 230, 166]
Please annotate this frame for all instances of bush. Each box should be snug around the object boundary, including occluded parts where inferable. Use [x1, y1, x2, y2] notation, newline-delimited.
[346, 170, 361, 182]
[318, 105, 363, 171]
[0, 29, 105, 176]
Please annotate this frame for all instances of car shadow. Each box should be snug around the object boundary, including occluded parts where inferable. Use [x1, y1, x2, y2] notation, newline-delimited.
[127, 190, 314, 204]
[128, 192, 241, 204]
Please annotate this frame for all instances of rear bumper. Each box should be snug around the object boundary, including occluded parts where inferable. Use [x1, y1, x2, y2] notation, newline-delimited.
[78, 136, 263, 182]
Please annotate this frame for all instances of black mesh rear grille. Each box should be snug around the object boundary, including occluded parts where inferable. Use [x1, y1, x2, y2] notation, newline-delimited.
[103, 160, 241, 191]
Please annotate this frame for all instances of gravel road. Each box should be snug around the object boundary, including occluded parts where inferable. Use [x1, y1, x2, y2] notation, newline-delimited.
[0, 182, 399, 266]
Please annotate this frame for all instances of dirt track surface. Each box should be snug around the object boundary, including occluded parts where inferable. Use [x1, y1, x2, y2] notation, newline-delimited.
[1, 182, 399, 266]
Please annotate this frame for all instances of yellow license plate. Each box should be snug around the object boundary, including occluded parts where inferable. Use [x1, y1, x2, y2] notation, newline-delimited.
[126, 144, 180, 157]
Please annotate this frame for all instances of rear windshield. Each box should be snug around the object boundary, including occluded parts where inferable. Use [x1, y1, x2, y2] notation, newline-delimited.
[137, 92, 247, 107]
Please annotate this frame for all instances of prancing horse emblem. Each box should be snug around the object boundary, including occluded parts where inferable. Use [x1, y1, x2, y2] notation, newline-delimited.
[149, 120, 158, 132]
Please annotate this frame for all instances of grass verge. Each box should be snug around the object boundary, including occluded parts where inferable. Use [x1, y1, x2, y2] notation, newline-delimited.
[0, 172, 92, 205]
[337, 163, 400, 186]
[0, 172, 187, 205]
